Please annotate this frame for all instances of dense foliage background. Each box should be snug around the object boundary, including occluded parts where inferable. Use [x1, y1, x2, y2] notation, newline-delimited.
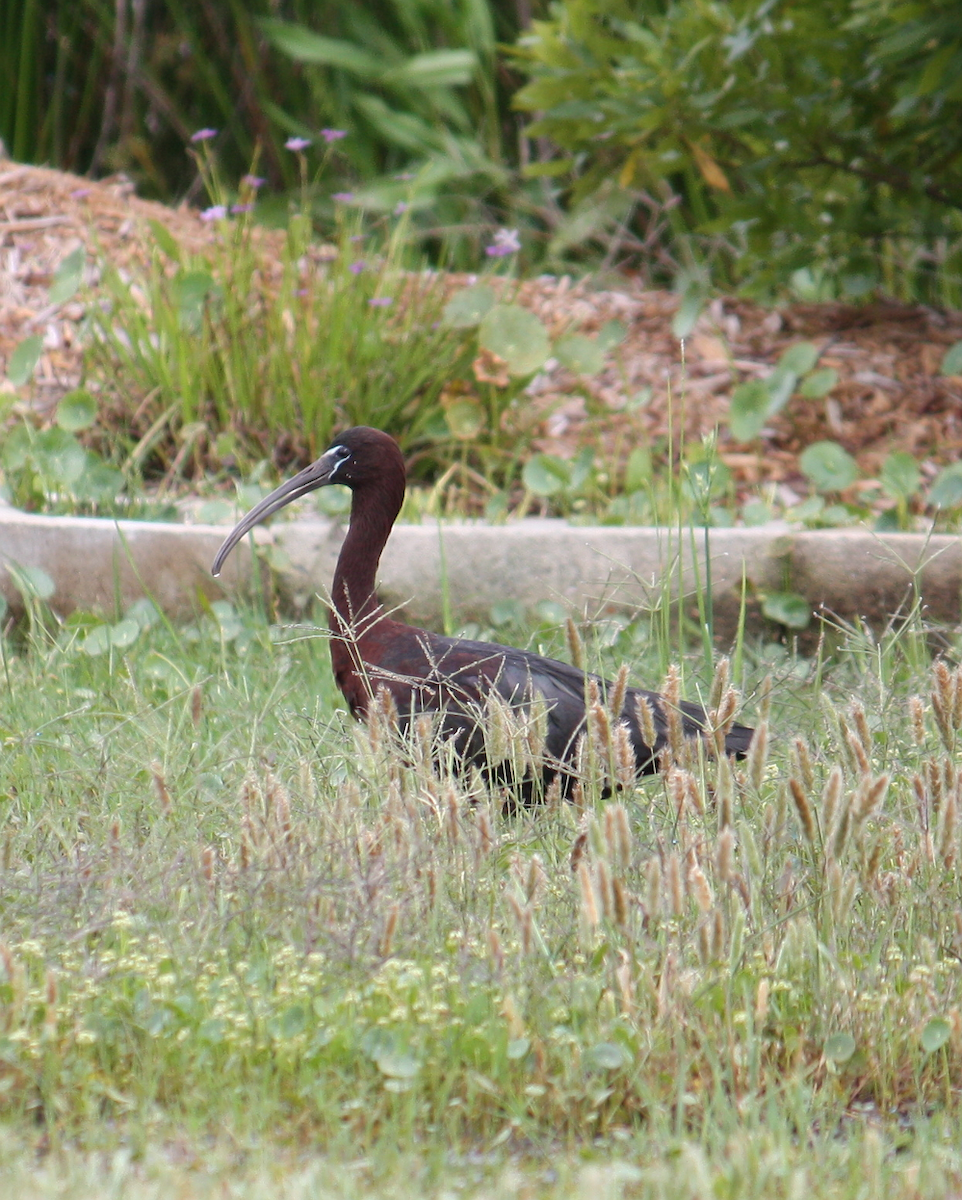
[3, 0, 961, 295]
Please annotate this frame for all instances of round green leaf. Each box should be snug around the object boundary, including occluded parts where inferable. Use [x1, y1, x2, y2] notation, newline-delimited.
[921, 1017, 950, 1055]
[6, 335, 44, 386]
[109, 617, 142, 649]
[584, 1041, 631, 1071]
[799, 368, 838, 399]
[442, 284, 496, 329]
[7, 564, 55, 601]
[522, 453, 570, 496]
[728, 379, 771, 442]
[672, 290, 703, 339]
[554, 333, 605, 376]
[479, 304, 550, 377]
[444, 398, 485, 440]
[799, 441, 857, 492]
[56, 390, 98, 432]
[762, 591, 811, 629]
[375, 1050, 421, 1078]
[765, 368, 798, 414]
[880, 451, 921, 501]
[941, 341, 962, 376]
[506, 1037, 530, 1060]
[81, 625, 112, 657]
[49, 248, 85, 305]
[823, 1032, 856, 1063]
[930, 462, 962, 509]
[597, 320, 626, 350]
[778, 342, 820, 375]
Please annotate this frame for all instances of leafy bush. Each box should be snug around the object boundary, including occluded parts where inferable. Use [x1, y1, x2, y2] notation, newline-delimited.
[513, 0, 962, 302]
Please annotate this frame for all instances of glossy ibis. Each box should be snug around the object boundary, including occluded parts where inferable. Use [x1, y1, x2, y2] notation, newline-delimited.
[212, 427, 753, 797]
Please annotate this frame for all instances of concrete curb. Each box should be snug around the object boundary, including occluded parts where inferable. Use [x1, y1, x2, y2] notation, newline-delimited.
[1, 507, 960, 635]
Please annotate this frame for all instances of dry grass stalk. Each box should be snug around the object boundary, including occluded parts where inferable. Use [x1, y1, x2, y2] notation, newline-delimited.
[746, 720, 770, 791]
[201, 845, 215, 885]
[379, 902, 399, 957]
[937, 784, 957, 867]
[297, 757, 317, 804]
[570, 829, 588, 874]
[845, 729, 870, 778]
[909, 695, 926, 745]
[709, 688, 739, 757]
[758, 674, 773, 723]
[444, 784, 461, 844]
[612, 878, 629, 928]
[663, 665, 684, 761]
[689, 862, 714, 913]
[850, 700, 872, 754]
[502, 993, 525, 1040]
[821, 766, 844, 840]
[697, 920, 713, 967]
[789, 777, 815, 843]
[755, 978, 769, 1024]
[716, 753, 733, 830]
[716, 826, 735, 883]
[708, 656, 730, 715]
[666, 852, 685, 917]
[588, 699, 612, 766]
[190, 684, 203, 729]
[603, 803, 632, 872]
[616, 952, 634, 1013]
[151, 762, 172, 814]
[525, 854, 546, 904]
[854, 773, 890, 826]
[608, 663, 630, 721]
[614, 723, 636, 791]
[578, 860, 600, 927]
[594, 859, 614, 921]
[544, 775, 563, 810]
[792, 737, 815, 793]
[487, 927, 504, 978]
[635, 695, 657, 751]
[711, 907, 726, 961]
[566, 617, 584, 672]
[645, 856, 662, 920]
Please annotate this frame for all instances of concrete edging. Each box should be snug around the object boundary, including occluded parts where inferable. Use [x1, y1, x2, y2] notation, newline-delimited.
[1, 507, 960, 636]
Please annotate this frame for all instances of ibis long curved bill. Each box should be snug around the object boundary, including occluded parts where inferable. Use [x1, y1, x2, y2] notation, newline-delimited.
[211, 446, 344, 577]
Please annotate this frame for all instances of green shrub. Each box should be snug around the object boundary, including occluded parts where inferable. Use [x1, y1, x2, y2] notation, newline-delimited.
[513, 0, 962, 302]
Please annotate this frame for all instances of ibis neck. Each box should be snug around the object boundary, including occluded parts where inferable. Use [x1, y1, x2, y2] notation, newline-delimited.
[329, 478, 404, 634]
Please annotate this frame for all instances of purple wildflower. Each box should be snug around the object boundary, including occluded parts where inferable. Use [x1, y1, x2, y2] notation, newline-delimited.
[191, 128, 218, 142]
[485, 227, 521, 258]
[241, 174, 266, 189]
[200, 205, 228, 222]
[332, 192, 354, 203]
[369, 297, 393, 308]
[393, 201, 408, 216]
[349, 261, 366, 275]
[230, 203, 254, 214]
[70, 188, 91, 200]
[295, 288, 310, 297]
[320, 129, 347, 143]
[285, 136, 311, 152]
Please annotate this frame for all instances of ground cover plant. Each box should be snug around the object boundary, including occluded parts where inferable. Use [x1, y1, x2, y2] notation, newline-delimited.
[1, 580, 962, 1194]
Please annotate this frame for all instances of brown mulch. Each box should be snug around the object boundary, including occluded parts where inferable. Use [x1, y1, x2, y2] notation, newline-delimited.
[2, 158, 962, 495]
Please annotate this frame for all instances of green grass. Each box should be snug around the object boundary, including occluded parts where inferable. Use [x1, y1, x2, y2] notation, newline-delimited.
[2, 595, 962, 1194]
